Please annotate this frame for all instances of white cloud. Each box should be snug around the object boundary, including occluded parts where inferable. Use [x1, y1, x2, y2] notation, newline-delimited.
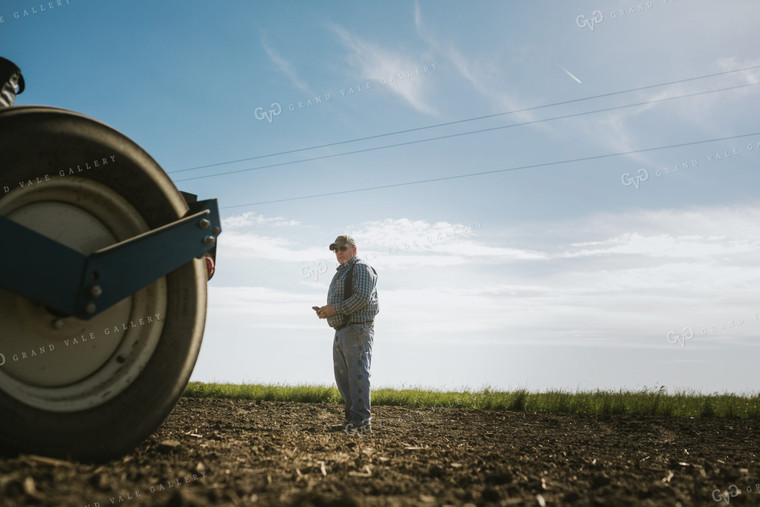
[413, 1, 536, 125]
[573, 57, 760, 168]
[199, 202, 760, 396]
[222, 232, 325, 262]
[341, 217, 545, 269]
[352, 217, 480, 248]
[223, 212, 300, 230]
[221, 214, 493, 266]
[220, 205, 760, 275]
[261, 33, 312, 95]
[331, 23, 438, 116]
[716, 57, 760, 86]
[559, 233, 759, 260]
[557, 204, 760, 245]
[220, 212, 312, 261]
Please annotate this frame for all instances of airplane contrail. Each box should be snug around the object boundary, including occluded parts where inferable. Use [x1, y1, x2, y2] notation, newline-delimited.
[560, 65, 583, 84]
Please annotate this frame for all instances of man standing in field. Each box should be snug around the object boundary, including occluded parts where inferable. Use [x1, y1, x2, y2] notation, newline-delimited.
[316, 235, 378, 435]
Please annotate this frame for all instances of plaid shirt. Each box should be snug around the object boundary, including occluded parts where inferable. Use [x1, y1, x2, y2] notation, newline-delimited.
[327, 256, 379, 329]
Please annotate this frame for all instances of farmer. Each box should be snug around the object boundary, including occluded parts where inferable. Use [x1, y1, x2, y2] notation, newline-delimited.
[316, 235, 378, 435]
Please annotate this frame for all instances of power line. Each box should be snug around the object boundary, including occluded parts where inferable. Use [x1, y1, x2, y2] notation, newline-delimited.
[170, 63, 760, 175]
[176, 81, 759, 183]
[220, 131, 760, 209]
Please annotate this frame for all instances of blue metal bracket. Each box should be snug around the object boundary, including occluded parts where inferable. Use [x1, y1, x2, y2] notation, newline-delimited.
[0, 217, 87, 315]
[0, 199, 221, 319]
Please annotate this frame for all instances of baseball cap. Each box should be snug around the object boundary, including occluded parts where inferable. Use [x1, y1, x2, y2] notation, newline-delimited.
[329, 234, 356, 250]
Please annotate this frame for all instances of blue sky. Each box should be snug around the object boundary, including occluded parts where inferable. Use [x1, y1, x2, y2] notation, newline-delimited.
[3, 0, 760, 393]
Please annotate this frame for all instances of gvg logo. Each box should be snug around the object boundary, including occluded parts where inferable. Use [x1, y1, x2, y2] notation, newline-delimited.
[713, 484, 740, 504]
[577, 2, 659, 30]
[621, 168, 648, 189]
[254, 103, 282, 123]
[576, 10, 604, 30]
[666, 327, 694, 348]
[301, 260, 328, 281]
[713, 482, 760, 504]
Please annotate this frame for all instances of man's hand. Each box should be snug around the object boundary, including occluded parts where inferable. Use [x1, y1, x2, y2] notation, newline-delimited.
[317, 304, 335, 319]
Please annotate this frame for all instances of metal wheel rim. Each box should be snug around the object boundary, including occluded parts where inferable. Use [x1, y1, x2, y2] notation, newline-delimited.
[0, 176, 167, 412]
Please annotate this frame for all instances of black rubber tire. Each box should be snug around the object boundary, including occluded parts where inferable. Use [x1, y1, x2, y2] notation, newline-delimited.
[0, 106, 206, 462]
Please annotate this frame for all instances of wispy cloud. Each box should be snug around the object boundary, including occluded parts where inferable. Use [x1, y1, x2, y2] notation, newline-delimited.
[223, 212, 301, 230]
[331, 23, 439, 116]
[221, 232, 323, 262]
[558, 233, 759, 260]
[352, 217, 480, 249]
[413, 1, 535, 124]
[716, 57, 760, 85]
[219, 212, 318, 261]
[567, 57, 760, 168]
[261, 32, 312, 95]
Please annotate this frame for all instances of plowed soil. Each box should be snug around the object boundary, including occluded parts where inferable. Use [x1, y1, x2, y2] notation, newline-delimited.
[1, 397, 759, 506]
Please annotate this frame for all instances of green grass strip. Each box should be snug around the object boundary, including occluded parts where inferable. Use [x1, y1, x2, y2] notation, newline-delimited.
[183, 382, 760, 419]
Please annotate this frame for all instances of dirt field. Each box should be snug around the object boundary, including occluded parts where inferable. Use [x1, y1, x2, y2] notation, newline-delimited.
[1, 397, 759, 506]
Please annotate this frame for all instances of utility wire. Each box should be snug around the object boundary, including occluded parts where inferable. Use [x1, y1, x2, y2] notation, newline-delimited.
[177, 81, 759, 183]
[170, 64, 760, 175]
[220, 131, 760, 209]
